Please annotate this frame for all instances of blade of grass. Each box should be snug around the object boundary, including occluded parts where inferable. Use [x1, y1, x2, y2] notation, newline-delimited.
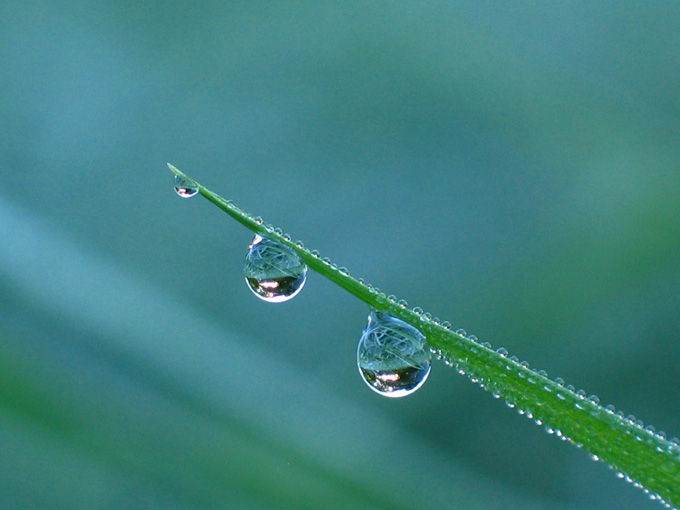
[168, 163, 680, 509]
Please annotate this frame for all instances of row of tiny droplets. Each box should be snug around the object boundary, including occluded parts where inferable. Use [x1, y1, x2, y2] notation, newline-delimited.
[423, 322, 679, 509]
[230, 199, 680, 509]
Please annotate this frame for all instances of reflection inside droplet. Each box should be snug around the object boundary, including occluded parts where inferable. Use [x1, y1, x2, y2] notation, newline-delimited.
[244, 235, 307, 303]
[174, 175, 199, 198]
[357, 310, 431, 397]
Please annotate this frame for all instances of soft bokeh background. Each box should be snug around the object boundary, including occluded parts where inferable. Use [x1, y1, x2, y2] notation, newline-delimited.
[1, 2, 679, 509]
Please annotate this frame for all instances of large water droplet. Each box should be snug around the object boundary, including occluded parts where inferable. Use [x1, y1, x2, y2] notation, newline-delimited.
[174, 175, 198, 198]
[244, 235, 307, 303]
[357, 310, 431, 398]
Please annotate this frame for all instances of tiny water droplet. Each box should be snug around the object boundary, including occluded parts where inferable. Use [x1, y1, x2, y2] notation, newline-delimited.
[441, 321, 452, 329]
[338, 267, 350, 276]
[357, 310, 431, 398]
[174, 175, 198, 198]
[412, 306, 423, 316]
[311, 250, 320, 258]
[244, 235, 307, 303]
[455, 328, 467, 337]
[430, 347, 443, 358]
[397, 299, 408, 308]
[496, 347, 508, 357]
[254, 216, 264, 225]
[467, 335, 478, 342]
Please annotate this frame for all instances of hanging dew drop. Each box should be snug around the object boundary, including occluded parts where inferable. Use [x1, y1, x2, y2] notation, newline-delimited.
[357, 310, 431, 398]
[174, 175, 199, 198]
[243, 235, 307, 303]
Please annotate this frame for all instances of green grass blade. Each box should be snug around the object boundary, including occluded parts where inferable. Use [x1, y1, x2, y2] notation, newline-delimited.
[168, 163, 680, 508]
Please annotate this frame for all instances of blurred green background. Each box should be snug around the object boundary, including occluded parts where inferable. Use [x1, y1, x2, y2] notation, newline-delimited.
[1, 1, 679, 509]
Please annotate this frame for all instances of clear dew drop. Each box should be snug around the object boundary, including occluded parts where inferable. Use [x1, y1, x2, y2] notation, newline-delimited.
[357, 310, 431, 398]
[174, 175, 199, 198]
[243, 235, 307, 303]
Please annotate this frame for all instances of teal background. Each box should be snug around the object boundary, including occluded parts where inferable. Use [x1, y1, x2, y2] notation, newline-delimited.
[1, 2, 679, 508]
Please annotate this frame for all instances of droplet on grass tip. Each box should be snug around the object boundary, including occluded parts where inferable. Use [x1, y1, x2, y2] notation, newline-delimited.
[244, 235, 307, 303]
[174, 175, 198, 198]
[357, 310, 431, 398]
